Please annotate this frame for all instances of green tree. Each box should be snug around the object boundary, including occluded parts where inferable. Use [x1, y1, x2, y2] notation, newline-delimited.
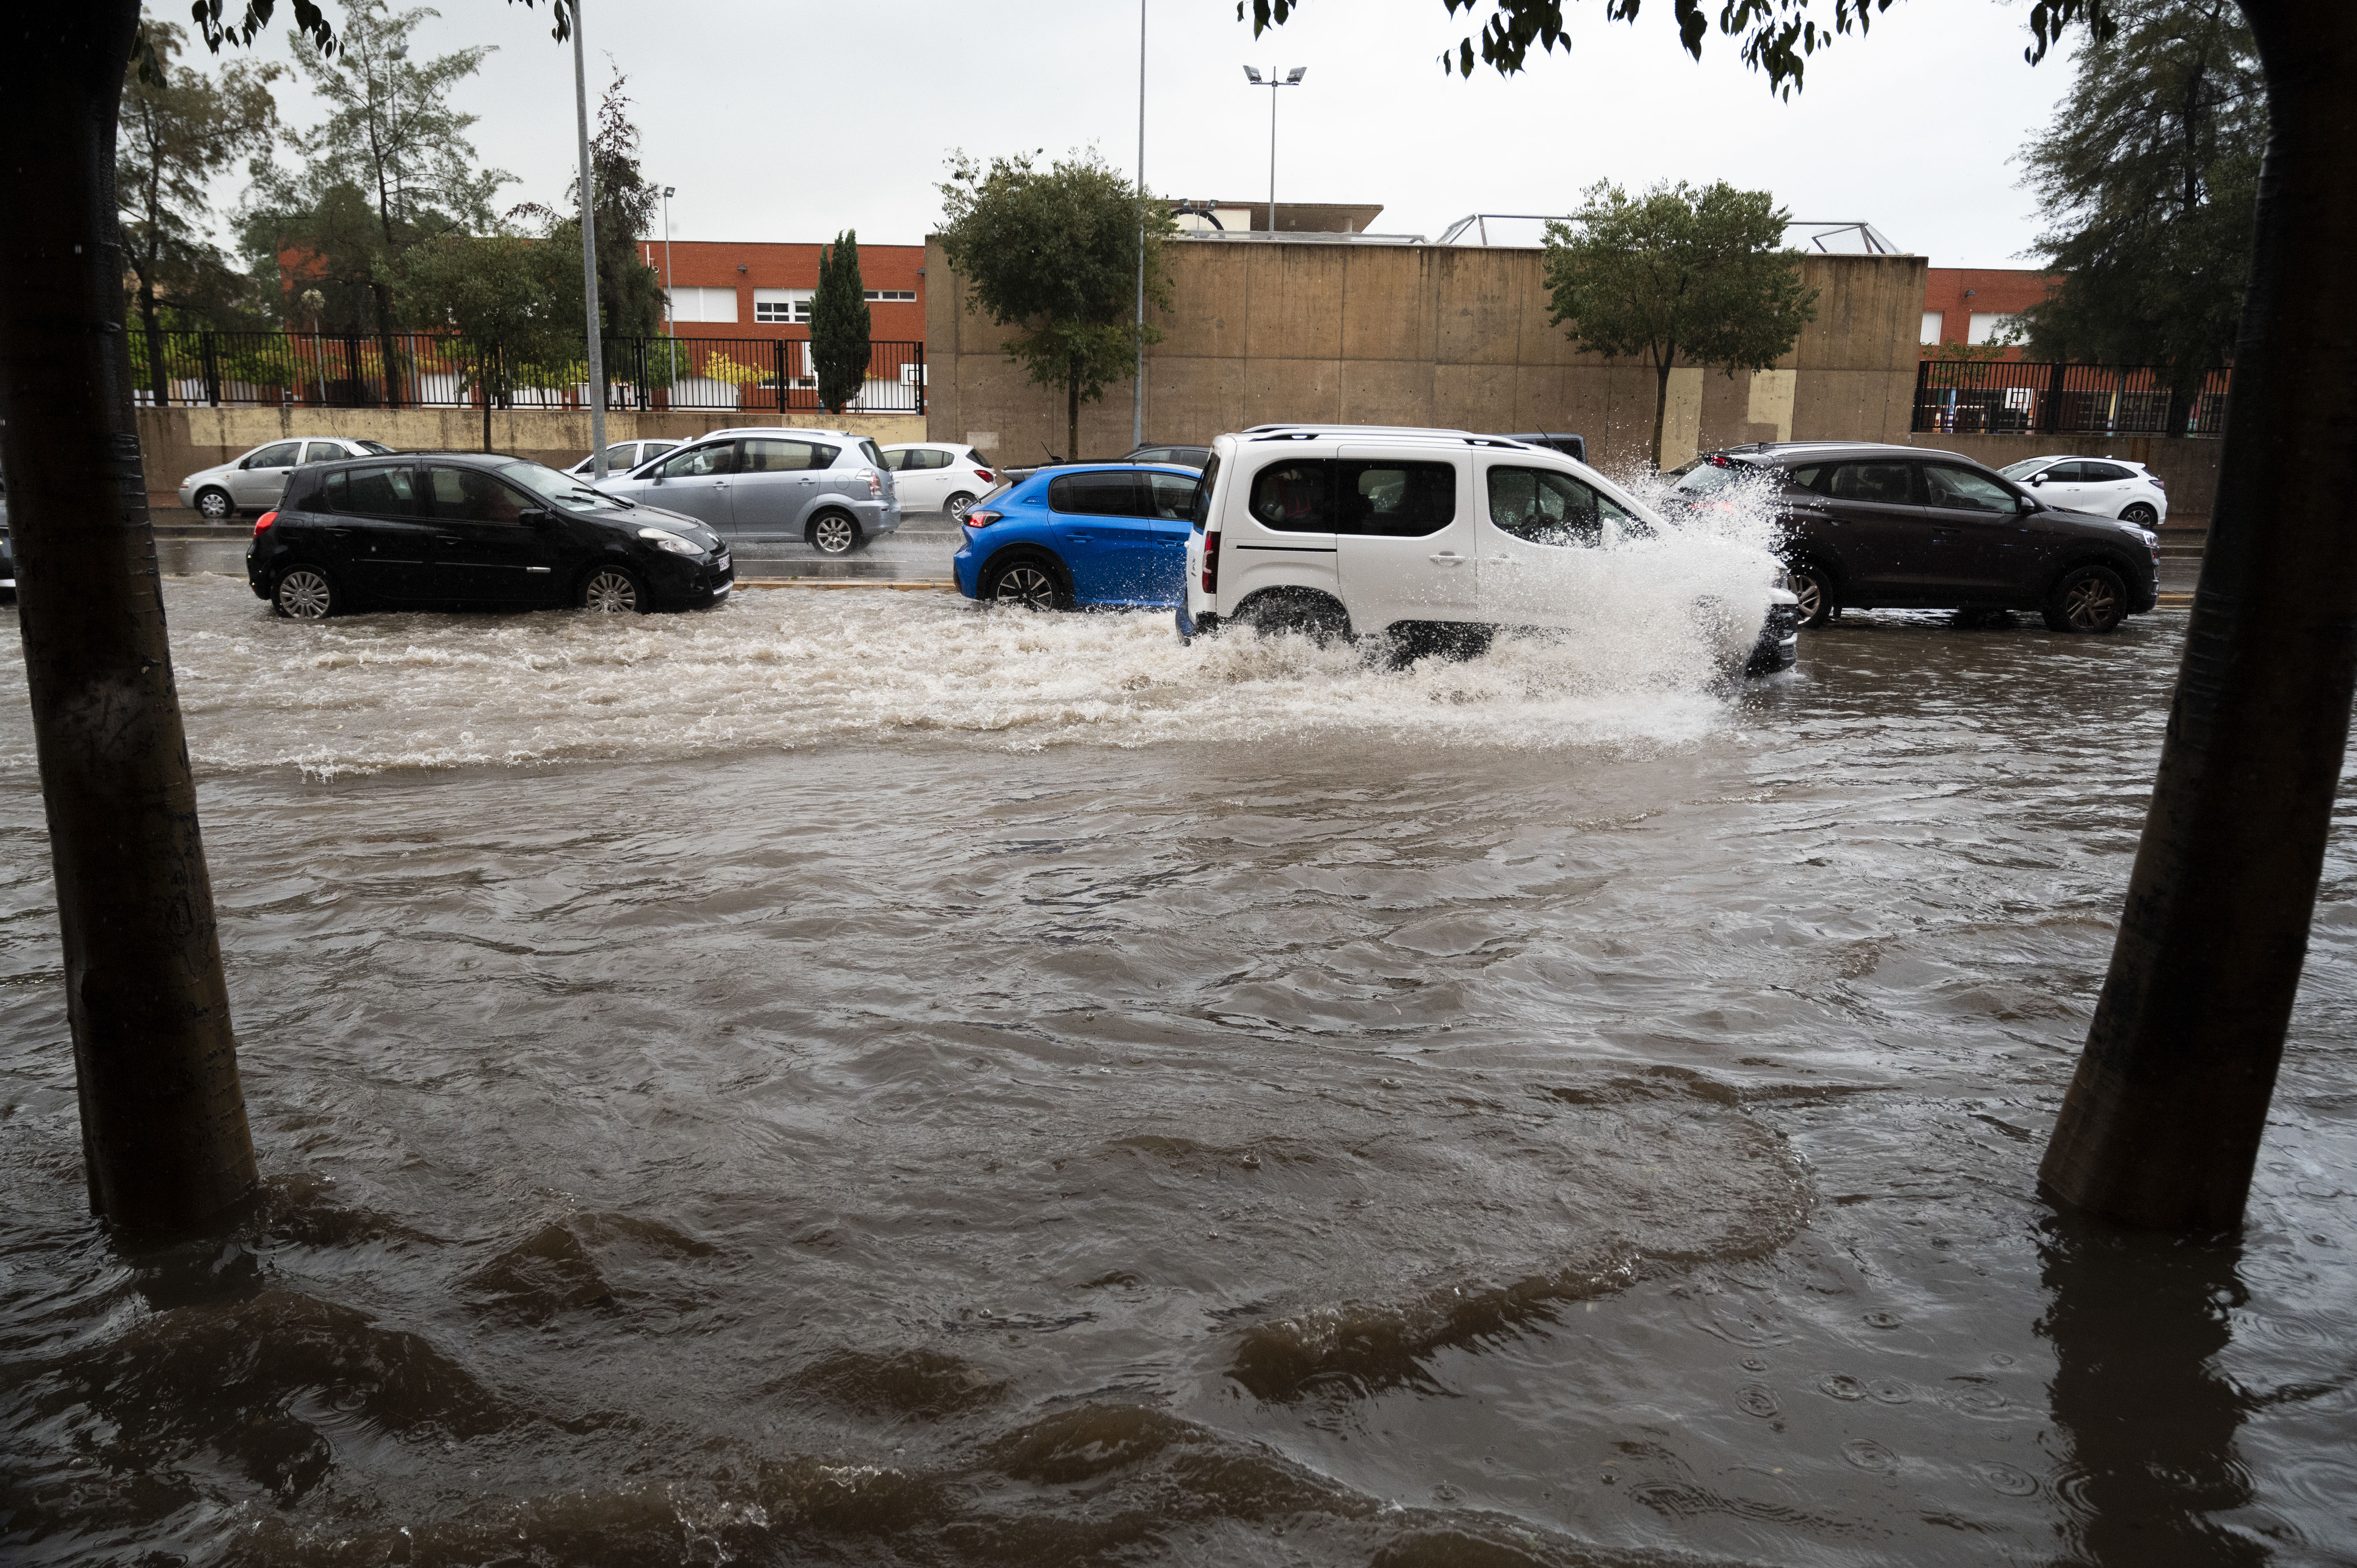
[1236, 0, 2357, 1238]
[811, 229, 870, 414]
[396, 225, 581, 407]
[515, 64, 662, 341]
[117, 17, 280, 403]
[936, 149, 1176, 460]
[2014, 0, 2264, 409]
[1543, 179, 1817, 469]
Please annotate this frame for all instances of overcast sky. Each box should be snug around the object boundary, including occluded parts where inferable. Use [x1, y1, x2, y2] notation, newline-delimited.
[248, 0, 2081, 268]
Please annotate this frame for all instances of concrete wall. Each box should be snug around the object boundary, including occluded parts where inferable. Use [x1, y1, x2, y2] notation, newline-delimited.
[1904, 431, 2219, 525]
[925, 239, 1927, 476]
[136, 405, 926, 509]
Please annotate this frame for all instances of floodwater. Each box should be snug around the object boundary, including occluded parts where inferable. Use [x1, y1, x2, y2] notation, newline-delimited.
[1, 575, 2351, 1567]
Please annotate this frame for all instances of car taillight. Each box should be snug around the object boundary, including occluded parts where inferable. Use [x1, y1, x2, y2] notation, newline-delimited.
[974, 468, 995, 483]
[2151, 476, 2167, 491]
[1201, 530, 1220, 594]
[865, 470, 883, 498]
[253, 511, 277, 537]
[964, 509, 1002, 529]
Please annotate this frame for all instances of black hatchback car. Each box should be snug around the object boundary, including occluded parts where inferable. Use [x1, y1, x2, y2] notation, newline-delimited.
[1667, 441, 2160, 632]
[246, 451, 733, 619]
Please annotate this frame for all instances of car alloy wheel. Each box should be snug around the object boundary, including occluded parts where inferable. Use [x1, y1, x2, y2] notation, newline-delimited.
[2044, 564, 2127, 634]
[945, 492, 976, 522]
[274, 568, 334, 620]
[195, 487, 234, 521]
[812, 514, 859, 555]
[1786, 566, 1833, 628]
[989, 564, 1059, 610]
[581, 568, 641, 613]
[2121, 503, 2159, 527]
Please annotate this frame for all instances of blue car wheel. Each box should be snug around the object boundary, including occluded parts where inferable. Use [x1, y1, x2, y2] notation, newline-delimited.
[983, 551, 1068, 611]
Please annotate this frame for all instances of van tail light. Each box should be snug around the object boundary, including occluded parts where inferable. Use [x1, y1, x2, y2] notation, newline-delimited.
[1201, 530, 1221, 594]
[253, 511, 278, 537]
[964, 509, 1002, 529]
[974, 468, 995, 483]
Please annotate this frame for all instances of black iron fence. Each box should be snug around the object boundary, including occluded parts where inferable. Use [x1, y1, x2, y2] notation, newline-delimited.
[1912, 360, 2231, 438]
[126, 330, 926, 415]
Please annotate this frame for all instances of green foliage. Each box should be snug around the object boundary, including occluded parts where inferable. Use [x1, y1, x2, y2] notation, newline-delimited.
[396, 228, 582, 402]
[1239, 0, 2116, 94]
[811, 230, 872, 414]
[2014, 0, 2262, 388]
[937, 148, 1176, 458]
[1544, 179, 1817, 467]
[515, 65, 665, 340]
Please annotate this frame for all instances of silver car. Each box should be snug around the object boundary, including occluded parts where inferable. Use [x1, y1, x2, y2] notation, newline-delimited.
[565, 438, 681, 478]
[596, 426, 900, 554]
[179, 436, 396, 520]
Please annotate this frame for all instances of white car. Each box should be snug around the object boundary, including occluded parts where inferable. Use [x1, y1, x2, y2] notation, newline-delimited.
[566, 439, 680, 479]
[1997, 455, 2168, 526]
[177, 436, 396, 520]
[880, 442, 997, 521]
[1177, 424, 1799, 676]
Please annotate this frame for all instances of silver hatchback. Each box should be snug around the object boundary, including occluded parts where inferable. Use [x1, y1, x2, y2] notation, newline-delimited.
[595, 427, 901, 553]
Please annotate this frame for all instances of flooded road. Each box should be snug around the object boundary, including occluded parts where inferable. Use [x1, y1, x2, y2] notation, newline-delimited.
[2, 579, 2351, 1566]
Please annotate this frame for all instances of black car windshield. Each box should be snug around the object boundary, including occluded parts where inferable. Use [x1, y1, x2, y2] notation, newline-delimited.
[499, 461, 613, 511]
[1668, 457, 1757, 496]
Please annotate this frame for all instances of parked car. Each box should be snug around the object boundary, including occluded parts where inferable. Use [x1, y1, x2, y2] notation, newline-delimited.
[1996, 455, 2169, 526]
[952, 464, 1203, 609]
[1666, 440, 2161, 632]
[595, 427, 899, 554]
[566, 439, 680, 479]
[880, 442, 998, 520]
[179, 436, 398, 520]
[1177, 425, 1798, 676]
[1120, 443, 1211, 469]
[1495, 431, 1588, 463]
[245, 451, 732, 619]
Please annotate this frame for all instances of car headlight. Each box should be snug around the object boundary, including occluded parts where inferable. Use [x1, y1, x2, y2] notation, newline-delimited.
[639, 527, 702, 557]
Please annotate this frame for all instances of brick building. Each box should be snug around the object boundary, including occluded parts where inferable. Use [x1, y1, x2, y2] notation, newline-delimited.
[1920, 267, 2060, 359]
[638, 239, 926, 344]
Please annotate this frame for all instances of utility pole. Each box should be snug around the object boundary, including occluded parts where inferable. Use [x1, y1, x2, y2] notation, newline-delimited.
[1132, 0, 1146, 449]
[1241, 66, 1306, 236]
[571, 0, 607, 481]
[661, 185, 676, 335]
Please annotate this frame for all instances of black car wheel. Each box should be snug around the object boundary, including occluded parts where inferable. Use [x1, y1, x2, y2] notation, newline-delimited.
[195, 487, 234, 521]
[2042, 563, 2129, 634]
[983, 555, 1066, 611]
[579, 566, 648, 613]
[272, 566, 337, 620]
[1786, 563, 1836, 628]
[811, 512, 862, 555]
[2121, 502, 2159, 527]
[945, 492, 976, 523]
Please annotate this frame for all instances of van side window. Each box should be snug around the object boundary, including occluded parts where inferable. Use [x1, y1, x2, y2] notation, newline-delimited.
[1336, 460, 1457, 537]
[1485, 466, 1635, 547]
[1247, 459, 1333, 532]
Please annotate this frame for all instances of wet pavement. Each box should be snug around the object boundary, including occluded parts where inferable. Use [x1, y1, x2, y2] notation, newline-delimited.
[0, 570, 2348, 1567]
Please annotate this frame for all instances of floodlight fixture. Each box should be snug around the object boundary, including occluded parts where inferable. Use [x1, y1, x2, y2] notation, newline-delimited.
[1242, 65, 1309, 235]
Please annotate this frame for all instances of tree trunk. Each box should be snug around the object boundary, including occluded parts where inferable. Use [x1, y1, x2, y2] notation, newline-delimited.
[1649, 354, 1675, 471]
[135, 272, 170, 410]
[371, 279, 400, 408]
[2039, 0, 2357, 1232]
[0, 0, 257, 1232]
[1067, 369, 1081, 466]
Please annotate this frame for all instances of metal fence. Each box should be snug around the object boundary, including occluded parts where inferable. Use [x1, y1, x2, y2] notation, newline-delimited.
[125, 330, 927, 415]
[1912, 360, 2231, 438]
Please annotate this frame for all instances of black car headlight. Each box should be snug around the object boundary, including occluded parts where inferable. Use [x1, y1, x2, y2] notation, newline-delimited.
[639, 528, 702, 557]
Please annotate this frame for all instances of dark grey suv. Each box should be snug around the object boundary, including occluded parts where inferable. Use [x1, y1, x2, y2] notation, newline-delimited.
[1668, 441, 2160, 632]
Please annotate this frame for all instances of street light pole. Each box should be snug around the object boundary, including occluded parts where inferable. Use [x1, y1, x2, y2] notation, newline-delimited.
[571, 0, 607, 481]
[661, 185, 676, 336]
[1241, 66, 1306, 236]
[1133, 0, 1146, 449]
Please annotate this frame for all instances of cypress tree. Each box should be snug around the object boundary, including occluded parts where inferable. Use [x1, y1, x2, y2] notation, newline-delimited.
[810, 229, 870, 414]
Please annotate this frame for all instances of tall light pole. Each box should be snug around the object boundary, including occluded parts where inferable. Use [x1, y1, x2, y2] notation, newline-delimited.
[661, 185, 676, 337]
[1241, 66, 1306, 236]
[1132, 0, 1146, 449]
[570, 0, 607, 481]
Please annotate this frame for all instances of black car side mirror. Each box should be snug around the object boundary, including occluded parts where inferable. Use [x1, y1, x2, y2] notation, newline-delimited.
[2017, 494, 2039, 513]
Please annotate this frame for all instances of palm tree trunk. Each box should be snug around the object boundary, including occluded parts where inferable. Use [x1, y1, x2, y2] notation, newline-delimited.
[2040, 0, 2357, 1232]
[0, 0, 256, 1232]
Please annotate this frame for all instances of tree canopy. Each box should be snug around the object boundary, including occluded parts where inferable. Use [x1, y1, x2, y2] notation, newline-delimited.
[512, 66, 666, 341]
[1544, 179, 1817, 468]
[2014, 0, 2263, 386]
[811, 231, 872, 415]
[937, 149, 1176, 460]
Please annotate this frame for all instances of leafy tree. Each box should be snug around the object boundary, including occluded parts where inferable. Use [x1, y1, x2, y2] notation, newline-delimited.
[937, 149, 1176, 460]
[513, 64, 663, 341]
[395, 225, 581, 409]
[117, 18, 280, 402]
[811, 229, 870, 414]
[2014, 0, 2264, 408]
[1543, 179, 1817, 468]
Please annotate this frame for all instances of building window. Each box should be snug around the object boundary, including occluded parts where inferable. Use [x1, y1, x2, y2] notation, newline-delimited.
[753, 289, 813, 324]
[1920, 311, 1944, 345]
[1968, 311, 2018, 346]
[863, 289, 917, 302]
[666, 286, 738, 325]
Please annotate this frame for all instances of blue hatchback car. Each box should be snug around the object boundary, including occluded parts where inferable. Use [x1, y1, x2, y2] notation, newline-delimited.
[952, 463, 1202, 609]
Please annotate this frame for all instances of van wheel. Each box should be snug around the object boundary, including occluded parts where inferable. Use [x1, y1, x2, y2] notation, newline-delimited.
[195, 487, 235, 521]
[1237, 590, 1352, 644]
[810, 512, 862, 555]
[1786, 563, 1835, 628]
[2042, 564, 2128, 633]
[272, 566, 337, 620]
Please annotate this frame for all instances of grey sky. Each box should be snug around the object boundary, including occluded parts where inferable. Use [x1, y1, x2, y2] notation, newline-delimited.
[251, 0, 2078, 268]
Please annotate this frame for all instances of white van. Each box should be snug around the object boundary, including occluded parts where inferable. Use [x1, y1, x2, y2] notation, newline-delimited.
[1178, 425, 1799, 675]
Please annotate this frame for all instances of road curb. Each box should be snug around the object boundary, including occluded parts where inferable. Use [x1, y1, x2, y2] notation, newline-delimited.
[735, 578, 953, 591]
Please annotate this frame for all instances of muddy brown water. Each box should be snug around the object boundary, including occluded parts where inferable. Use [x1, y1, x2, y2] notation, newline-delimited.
[1, 579, 2351, 1566]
